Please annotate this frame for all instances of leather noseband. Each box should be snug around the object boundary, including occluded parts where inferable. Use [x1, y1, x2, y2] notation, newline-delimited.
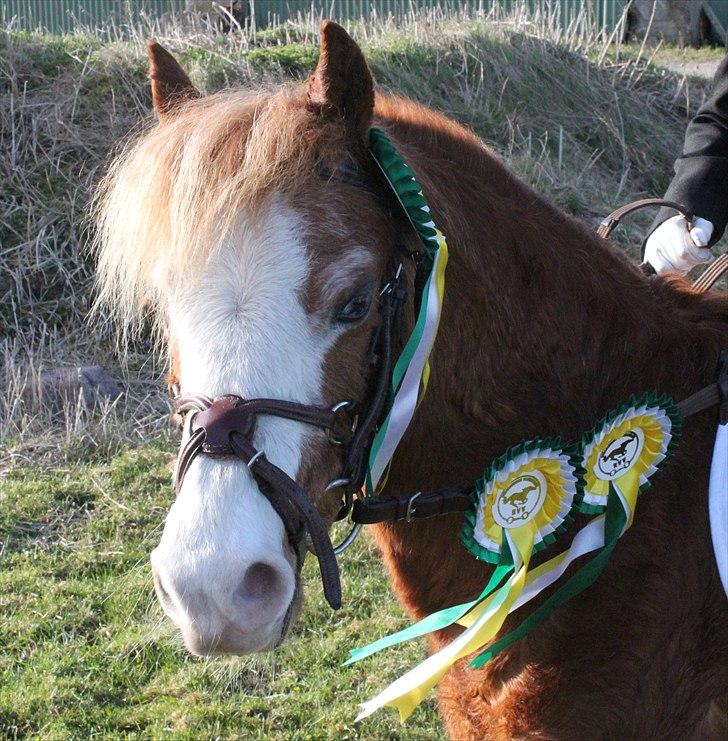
[172, 266, 407, 610]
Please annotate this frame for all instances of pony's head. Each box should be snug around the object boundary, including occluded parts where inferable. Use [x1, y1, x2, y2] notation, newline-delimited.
[94, 23, 416, 655]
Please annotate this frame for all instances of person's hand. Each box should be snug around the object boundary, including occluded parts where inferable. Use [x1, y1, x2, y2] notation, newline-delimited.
[644, 215, 714, 274]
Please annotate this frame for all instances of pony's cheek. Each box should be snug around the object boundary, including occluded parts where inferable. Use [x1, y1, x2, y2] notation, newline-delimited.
[297, 439, 350, 525]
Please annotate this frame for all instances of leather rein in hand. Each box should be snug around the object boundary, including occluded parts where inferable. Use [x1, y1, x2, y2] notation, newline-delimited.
[596, 197, 728, 289]
[171, 266, 407, 610]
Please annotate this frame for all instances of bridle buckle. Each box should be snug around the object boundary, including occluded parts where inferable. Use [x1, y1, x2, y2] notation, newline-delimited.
[405, 491, 422, 523]
[247, 449, 266, 469]
[326, 400, 358, 445]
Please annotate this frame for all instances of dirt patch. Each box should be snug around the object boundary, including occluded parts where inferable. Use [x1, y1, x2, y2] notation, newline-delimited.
[659, 58, 721, 79]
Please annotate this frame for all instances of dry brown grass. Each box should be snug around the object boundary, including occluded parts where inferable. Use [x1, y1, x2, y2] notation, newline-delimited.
[0, 3, 720, 463]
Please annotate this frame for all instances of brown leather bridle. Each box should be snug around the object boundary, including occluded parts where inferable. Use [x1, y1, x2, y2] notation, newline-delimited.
[171, 265, 407, 610]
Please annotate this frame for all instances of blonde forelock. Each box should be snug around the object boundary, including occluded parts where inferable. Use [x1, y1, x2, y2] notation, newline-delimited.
[92, 84, 348, 335]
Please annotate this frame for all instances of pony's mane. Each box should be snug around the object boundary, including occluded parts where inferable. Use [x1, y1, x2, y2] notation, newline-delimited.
[92, 84, 350, 331]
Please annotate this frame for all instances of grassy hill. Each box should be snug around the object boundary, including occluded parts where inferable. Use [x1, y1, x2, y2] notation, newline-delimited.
[2, 8, 719, 457]
[0, 6, 724, 738]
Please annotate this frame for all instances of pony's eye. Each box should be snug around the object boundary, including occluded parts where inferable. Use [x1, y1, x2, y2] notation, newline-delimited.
[335, 284, 374, 324]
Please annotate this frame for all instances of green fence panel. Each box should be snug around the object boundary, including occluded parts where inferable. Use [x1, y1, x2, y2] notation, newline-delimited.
[1, 0, 630, 36]
[253, 1, 628, 29]
[2, 0, 186, 34]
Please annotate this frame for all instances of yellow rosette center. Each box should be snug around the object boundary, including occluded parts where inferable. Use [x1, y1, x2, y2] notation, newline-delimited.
[471, 448, 578, 562]
[580, 403, 678, 518]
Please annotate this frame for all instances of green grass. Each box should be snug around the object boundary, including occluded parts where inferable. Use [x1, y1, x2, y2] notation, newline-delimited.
[0, 444, 442, 739]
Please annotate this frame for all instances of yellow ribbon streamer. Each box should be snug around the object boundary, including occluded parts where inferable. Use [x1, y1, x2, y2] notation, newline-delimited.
[418, 230, 447, 402]
[356, 527, 534, 722]
[353, 400, 677, 724]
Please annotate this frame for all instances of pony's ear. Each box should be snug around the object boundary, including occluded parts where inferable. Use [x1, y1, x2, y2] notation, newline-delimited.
[147, 41, 200, 120]
[306, 21, 374, 142]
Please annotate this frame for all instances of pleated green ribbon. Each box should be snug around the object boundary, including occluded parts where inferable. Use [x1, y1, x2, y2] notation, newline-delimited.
[364, 127, 449, 493]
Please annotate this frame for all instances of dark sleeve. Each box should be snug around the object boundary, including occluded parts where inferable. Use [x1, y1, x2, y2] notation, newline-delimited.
[649, 53, 728, 246]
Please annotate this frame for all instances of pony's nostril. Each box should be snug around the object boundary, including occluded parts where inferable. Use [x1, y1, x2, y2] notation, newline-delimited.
[237, 561, 283, 603]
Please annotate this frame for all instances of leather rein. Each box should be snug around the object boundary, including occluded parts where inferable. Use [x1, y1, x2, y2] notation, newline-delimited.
[596, 197, 728, 289]
[170, 196, 727, 611]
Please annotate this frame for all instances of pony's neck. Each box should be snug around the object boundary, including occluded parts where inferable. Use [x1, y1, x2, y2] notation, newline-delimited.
[370, 96, 724, 619]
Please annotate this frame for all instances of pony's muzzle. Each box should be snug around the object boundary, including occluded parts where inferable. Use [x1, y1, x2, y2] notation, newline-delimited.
[150, 549, 296, 655]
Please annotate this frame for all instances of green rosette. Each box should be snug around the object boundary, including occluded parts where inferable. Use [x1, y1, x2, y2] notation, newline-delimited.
[576, 393, 682, 515]
[461, 438, 582, 566]
[470, 393, 683, 670]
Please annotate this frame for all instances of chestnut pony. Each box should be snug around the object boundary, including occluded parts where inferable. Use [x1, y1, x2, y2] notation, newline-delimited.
[94, 22, 728, 739]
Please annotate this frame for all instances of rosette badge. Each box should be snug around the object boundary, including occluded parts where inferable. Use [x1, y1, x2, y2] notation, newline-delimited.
[464, 441, 580, 564]
[350, 441, 582, 722]
[496, 473, 545, 525]
[346, 398, 684, 722]
[578, 395, 682, 520]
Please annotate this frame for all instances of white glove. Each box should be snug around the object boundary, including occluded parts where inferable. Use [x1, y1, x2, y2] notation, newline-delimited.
[644, 214, 714, 275]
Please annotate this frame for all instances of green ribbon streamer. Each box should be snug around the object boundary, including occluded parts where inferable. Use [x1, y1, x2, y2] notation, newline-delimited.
[344, 563, 512, 666]
[364, 127, 442, 494]
[470, 482, 626, 668]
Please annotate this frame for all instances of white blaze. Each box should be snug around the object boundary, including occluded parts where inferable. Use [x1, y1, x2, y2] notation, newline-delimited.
[152, 196, 331, 650]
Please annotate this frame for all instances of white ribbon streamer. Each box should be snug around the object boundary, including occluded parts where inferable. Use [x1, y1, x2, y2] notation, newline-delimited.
[512, 514, 606, 611]
[355, 565, 514, 721]
[369, 245, 445, 489]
